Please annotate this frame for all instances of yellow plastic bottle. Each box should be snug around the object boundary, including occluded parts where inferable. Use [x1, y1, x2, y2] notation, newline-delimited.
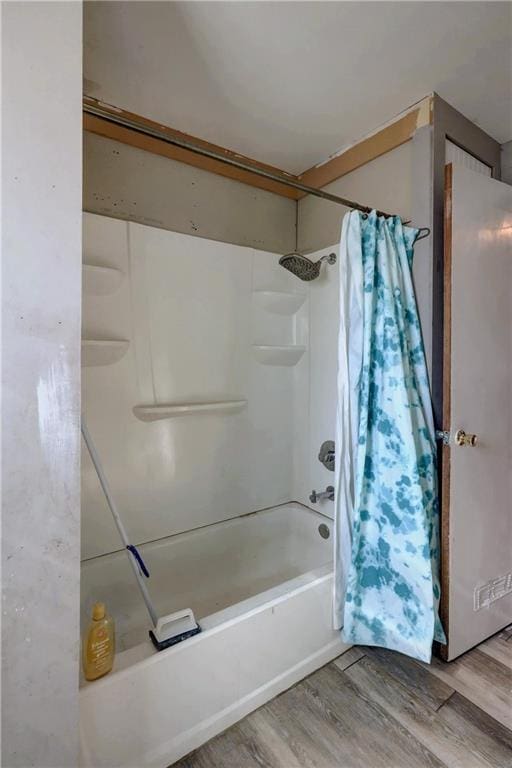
[83, 602, 115, 681]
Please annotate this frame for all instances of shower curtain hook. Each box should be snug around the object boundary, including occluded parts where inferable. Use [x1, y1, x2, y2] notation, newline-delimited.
[415, 227, 431, 242]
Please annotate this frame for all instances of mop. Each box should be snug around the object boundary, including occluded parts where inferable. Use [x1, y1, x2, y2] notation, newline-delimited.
[81, 421, 201, 651]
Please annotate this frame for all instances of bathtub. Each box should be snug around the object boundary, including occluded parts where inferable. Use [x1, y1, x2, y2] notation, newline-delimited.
[79, 502, 347, 767]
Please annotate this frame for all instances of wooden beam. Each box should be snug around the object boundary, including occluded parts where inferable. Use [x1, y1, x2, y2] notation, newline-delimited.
[83, 97, 301, 200]
[297, 97, 433, 195]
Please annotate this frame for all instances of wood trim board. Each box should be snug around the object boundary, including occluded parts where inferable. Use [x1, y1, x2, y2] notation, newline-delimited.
[83, 96, 432, 200]
[297, 102, 431, 194]
[439, 162, 453, 661]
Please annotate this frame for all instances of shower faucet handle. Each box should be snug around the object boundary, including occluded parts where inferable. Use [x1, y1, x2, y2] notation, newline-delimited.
[309, 486, 335, 504]
[318, 440, 335, 471]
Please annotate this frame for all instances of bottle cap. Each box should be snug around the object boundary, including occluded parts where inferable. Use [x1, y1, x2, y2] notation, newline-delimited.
[92, 602, 106, 620]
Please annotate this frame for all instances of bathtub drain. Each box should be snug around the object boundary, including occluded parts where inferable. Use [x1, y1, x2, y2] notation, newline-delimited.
[318, 523, 330, 540]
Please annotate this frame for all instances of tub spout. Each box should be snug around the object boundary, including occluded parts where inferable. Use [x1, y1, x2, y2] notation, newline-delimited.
[309, 486, 335, 504]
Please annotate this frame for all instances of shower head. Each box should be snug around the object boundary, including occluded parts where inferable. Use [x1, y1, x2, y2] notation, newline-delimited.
[278, 252, 336, 281]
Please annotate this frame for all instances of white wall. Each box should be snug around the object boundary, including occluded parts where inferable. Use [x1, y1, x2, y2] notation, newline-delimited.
[297, 143, 413, 253]
[84, 133, 296, 254]
[82, 214, 306, 559]
[446, 140, 492, 177]
[1, 3, 82, 766]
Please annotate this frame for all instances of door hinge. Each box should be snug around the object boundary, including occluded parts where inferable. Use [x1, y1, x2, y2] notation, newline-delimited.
[435, 429, 450, 446]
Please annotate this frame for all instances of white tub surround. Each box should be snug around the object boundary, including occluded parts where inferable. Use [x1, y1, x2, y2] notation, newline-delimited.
[80, 506, 345, 767]
[82, 213, 309, 559]
[80, 215, 343, 766]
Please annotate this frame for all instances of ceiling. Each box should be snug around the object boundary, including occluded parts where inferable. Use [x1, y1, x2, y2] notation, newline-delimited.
[84, 1, 512, 174]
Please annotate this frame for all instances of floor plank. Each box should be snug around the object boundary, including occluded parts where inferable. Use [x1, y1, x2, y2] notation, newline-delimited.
[302, 663, 446, 768]
[363, 645, 454, 710]
[438, 692, 512, 768]
[479, 632, 512, 669]
[332, 646, 366, 671]
[243, 709, 305, 768]
[424, 648, 512, 729]
[345, 653, 512, 768]
[257, 686, 338, 768]
[176, 721, 273, 768]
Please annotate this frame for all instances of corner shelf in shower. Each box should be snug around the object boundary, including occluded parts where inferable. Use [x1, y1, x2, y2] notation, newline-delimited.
[132, 399, 248, 422]
[253, 290, 306, 315]
[252, 345, 306, 367]
[81, 339, 130, 367]
[82, 264, 123, 296]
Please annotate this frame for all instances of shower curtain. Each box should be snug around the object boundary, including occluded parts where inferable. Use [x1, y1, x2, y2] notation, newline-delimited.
[333, 210, 445, 663]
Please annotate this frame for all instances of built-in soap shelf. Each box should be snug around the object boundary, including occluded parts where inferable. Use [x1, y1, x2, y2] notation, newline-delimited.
[82, 339, 130, 367]
[133, 399, 248, 422]
[82, 264, 123, 296]
[252, 345, 306, 367]
[253, 290, 306, 315]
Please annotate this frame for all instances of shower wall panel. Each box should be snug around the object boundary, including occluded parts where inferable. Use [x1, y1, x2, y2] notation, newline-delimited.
[82, 213, 307, 560]
[292, 246, 340, 519]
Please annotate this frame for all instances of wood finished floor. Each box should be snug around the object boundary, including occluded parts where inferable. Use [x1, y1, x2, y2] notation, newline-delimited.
[174, 626, 512, 768]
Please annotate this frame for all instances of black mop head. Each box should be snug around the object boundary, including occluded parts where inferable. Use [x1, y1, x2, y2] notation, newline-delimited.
[149, 624, 202, 652]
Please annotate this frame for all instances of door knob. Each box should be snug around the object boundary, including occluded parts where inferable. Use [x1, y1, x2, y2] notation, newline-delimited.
[455, 429, 477, 447]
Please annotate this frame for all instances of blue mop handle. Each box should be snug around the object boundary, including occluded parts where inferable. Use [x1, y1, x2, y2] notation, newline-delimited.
[126, 544, 150, 578]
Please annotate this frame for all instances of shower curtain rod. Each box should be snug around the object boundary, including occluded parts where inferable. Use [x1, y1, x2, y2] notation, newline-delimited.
[84, 101, 430, 238]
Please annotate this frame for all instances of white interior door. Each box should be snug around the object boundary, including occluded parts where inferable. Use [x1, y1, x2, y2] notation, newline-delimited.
[441, 163, 512, 661]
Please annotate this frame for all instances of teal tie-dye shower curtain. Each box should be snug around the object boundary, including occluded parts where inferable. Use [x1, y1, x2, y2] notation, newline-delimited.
[333, 210, 445, 663]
